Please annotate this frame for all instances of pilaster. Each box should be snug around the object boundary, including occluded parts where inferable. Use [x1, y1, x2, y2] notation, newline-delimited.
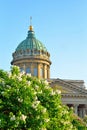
[38, 63, 40, 78]
[47, 66, 50, 79]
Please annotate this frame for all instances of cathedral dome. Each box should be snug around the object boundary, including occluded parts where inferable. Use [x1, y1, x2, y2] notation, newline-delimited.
[11, 23, 51, 79]
[16, 26, 47, 53]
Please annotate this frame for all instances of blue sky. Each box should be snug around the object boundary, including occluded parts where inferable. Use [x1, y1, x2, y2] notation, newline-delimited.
[0, 0, 87, 86]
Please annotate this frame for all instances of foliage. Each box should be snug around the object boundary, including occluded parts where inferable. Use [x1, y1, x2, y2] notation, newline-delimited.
[0, 66, 77, 130]
[72, 114, 87, 130]
[83, 115, 87, 125]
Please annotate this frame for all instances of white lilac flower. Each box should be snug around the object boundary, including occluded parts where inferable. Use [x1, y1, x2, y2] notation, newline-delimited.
[42, 108, 46, 113]
[6, 85, 11, 89]
[44, 80, 49, 85]
[35, 85, 39, 90]
[58, 105, 62, 108]
[38, 79, 41, 83]
[27, 81, 31, 86]
[44, 85, 49, 89]
[26, 73, 31, 77]
[34, 96, 38, 100]
[17, 76, 22, 81]
[13, 65, 19, 69]
[36, 116, 40, 119]
[20, 114, 27, 121]
[1, 81, 5, 86]
[32, 103, 35, 108]
[18, 98, 23, 103]
[32, 100, 40, 109]
[36, 101, 40, 105]
[50, 90, 55, 95]
[12, 74, 16, 78]
[10, 115, 16, 121]
[45, 118, 50, 122]
[55, 89, 61, 94]
[1, 91, 4, 95]
[41, 128, 47, 130]
[8, 72, 12, 78]
[19, 73, 23, 77]
[33, 91, 37, 95]
[20, 71, 25, 76]
[38, 90, 42, 94]
[64, 121, 70, 125]
[63, 110, 69, 115]
[70, 125, 73, 129]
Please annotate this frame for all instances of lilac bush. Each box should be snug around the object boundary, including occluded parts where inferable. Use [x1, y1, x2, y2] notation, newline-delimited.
[0, 66, 76, 130]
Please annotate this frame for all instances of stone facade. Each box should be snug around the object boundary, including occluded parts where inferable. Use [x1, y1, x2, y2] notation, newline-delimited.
[49, 78, 87, 118]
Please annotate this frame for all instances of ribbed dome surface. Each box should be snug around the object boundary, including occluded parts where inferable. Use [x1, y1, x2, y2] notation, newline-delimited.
[16, 30, 47, 52]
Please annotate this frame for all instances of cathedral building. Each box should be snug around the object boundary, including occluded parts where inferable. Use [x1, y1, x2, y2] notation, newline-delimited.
[11, 23, 87, 118]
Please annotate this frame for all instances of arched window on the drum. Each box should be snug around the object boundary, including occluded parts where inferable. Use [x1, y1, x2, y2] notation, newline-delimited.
[26, 67, 31, 74]
[20, 68, 24, 72]
[34, 68, 38, 76]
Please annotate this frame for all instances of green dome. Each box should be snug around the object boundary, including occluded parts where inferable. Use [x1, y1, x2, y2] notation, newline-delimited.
[16, 29, 47, 52]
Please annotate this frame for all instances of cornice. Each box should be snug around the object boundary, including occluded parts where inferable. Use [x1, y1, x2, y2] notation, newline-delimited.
[11, 56, 52, 65]
[49, 78, 87, 95]
[62, 93, 87, 98]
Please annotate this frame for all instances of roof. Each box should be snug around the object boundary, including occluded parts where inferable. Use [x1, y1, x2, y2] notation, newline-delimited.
[49, 78, 87, 95]
[16, 26, 47, 53]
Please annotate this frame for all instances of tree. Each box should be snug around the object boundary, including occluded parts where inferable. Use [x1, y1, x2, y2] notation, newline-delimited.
[0, 66, 76, 130]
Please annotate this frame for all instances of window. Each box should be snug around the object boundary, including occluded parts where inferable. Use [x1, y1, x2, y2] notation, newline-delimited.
[34, 68, 37, 76]
[40, 68, 44, 78]
[20, 68, 24, 72]
[26, 68, 31, 73]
